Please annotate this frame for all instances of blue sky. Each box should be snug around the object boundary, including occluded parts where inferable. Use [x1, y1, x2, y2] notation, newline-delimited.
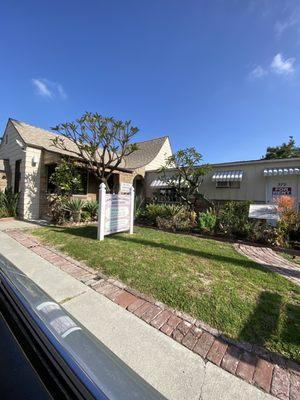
[0, 0, 299, 163]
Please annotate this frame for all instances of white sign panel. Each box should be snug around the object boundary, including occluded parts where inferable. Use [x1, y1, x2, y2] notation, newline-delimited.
[97, 183, 134, 240]
[105, 194, 131, 234]
[249, 204, 280, 221]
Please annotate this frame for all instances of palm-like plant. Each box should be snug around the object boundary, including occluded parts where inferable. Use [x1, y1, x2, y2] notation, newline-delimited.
[64, 198, 85, 222]
[83, 201, 98, 220]
[3, 187, 20, 217]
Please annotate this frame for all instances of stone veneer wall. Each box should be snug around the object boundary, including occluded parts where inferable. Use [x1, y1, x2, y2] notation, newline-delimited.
[0, 171, 7, 192]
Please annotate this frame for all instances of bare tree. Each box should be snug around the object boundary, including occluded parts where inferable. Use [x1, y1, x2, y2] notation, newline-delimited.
[51, 112, 139, 189]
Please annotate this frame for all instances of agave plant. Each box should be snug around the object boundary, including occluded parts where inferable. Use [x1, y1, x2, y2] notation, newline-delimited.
[64, 198, 85, 222]
[83, 201, 98, 220]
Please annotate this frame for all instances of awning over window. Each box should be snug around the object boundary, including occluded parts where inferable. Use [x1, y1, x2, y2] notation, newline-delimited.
[263, 167, 300, 176]
[150, 179, 170, 188]
[212, 170, 243, 182]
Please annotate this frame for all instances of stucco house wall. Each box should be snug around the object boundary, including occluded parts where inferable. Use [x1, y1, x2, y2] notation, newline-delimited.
[0, 161, 7, 192]
[144, 138, 172, 171]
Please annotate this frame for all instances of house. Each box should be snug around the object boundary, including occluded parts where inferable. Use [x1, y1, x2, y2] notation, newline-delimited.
[146, 157, 300, 209]
[0, 118, 172, 220]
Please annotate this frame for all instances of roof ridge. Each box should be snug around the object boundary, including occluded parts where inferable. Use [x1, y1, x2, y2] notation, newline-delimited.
[134, 136, 168, 145]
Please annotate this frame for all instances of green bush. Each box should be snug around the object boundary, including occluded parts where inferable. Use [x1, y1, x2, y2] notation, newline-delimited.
[64, 198, 85, 222]
[81, 210, 92, 222]
[0, 208, 9, 218]
[217, 201, 253, 238]
[156, 205, 195, 232]
[48, 195, 68, 225]
[0, 188, 20, 217]
[198, 207, 217, 234]
[136, 203, 194, 231]
[84, 201, 98, 221]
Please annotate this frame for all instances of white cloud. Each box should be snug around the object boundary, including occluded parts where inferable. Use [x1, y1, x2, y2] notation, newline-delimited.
[275, 13, 298, 37]
[270, 53, 295, 75]
[249, 65, 268, 79]
[31, 78, 67, 99]
[32, 78, 52, 98]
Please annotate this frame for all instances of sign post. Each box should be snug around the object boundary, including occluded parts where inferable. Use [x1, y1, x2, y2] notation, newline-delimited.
[97, 183, 134, 241]
[97, 183, 106, 240]
[129, 185, 135, 234]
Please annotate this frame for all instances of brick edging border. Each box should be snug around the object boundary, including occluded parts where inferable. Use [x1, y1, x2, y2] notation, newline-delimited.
[5, 229, 300, 400]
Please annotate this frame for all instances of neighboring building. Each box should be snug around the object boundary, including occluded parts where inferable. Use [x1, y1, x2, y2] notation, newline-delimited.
[0, 118, 172, 219]
[146, 157, 300, 209]
[0, 160, 7, 192]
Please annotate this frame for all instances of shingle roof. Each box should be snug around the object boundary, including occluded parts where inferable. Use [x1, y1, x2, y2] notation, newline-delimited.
[124, 136, 168, 169]
[9, 119, 128, 169]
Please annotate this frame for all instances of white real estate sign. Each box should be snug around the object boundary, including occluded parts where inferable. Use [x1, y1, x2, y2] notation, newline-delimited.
[248, 204, 280, 221]
[97, 183, 134, 240]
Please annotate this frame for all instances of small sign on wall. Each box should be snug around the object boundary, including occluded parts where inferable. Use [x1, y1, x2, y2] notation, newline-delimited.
[119, 182, 132, 194]
[97, 183, 134, 240]
[272, 187, 292, 196]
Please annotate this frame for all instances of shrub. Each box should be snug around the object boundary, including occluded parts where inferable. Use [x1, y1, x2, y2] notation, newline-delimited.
[48, 195, 68, 225]
[156, 205, 195, 232]
[0, 208, 9, 219]
[64, 198, 85, 222]
[198, 207, 217, 234]
[274, 196, 300, 247]
[81, 210, 92, 222]
[143, 203, 171, 224]
[0, 187, 20, 217]
[217, 201, 253, 238]
[84, 201, 98, 221]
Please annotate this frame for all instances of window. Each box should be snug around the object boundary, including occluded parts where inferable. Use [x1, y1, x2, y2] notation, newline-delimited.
[46, 164, 88, 194]
[153, 188, 181, 203]
[216, 181, 240, 189]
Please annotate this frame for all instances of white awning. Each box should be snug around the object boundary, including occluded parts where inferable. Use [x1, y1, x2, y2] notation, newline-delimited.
[150, 179, 170, 188]
[150, 178, 189, 188]
[212, 170, 243, 182]
[263, 167, 300, 176]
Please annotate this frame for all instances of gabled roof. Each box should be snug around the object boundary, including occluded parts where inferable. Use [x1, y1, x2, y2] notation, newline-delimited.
[8, 119, 128, 170]
[124, 136, 169, 169]
[6, 119, 169, 171]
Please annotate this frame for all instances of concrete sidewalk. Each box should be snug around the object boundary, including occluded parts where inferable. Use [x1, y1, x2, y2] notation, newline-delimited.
[0, 230, 275, 400]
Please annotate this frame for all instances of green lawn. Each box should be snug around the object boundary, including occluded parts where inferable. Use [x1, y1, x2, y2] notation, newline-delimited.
[31, 225, 300, 363]
[279, 251, 300, 266]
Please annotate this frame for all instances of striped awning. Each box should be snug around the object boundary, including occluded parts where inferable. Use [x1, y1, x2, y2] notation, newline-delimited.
[263, 167, 300, 176]
[150, 179, 170, 188]
[212, 170, 243, 182]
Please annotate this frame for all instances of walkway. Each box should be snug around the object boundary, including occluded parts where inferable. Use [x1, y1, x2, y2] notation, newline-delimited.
[235, 243, 300, 286]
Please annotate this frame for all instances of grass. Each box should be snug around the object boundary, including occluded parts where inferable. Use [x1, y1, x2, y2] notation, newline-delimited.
[30, 225, 300, 363]
[279, 251, 300, 266]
